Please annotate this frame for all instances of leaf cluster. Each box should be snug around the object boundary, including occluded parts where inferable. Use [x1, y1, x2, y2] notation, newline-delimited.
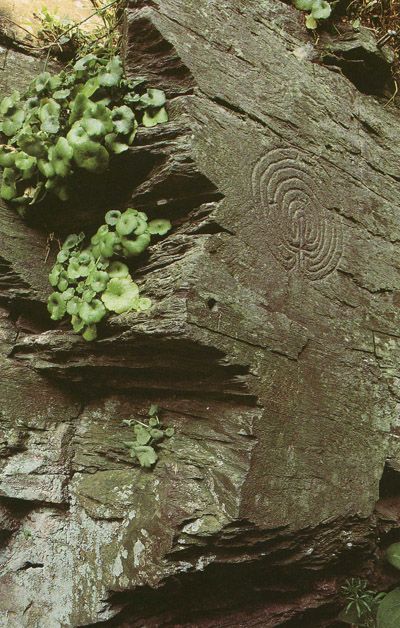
[0, 54, 168, 215]
[47, 208, 171, 340]
[294, 0, 332, 29]
[122, 404, 174, 468]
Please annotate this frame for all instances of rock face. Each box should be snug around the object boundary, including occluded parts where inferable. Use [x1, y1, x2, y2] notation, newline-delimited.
[1, 1, 400, 626]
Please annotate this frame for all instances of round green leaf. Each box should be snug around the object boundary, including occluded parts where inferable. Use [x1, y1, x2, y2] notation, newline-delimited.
[67, 124, 91, 149]
[0, 146, 17, 167]
[23, 96, 39, 112]
[101, 277, 139, 314]
[377, 587, 400, 628]
[140, 88, 166, 108]
[134, 445, 158, 468]
[311, 0, 331, 19]
[83, 288, 96, 302]
[49, 75, 62, 92]
[49, 137, 73, 177]
[57, 271, 69, 292]
[79, 299, 106, 324]
[47, 292, 66, 321]
[15, 151, 36, 172]
[305, 14, 318, 28]
[116, 212, 138, 236]
[74, 53, 98, 72]
[39, 99, 60, 134]
[98, 56, 123, 87]
[60, 287, 74, 302]
[105, 210, 121, 226]
[83, 324, 97, 341]
[49, 264, 62, 287]
[112, 105, 136, 135]
[83, 102, 113, 130]
[148, 219, 171, 235]
[104, 133, 129, 154]
[149, 428, 164, 440]
[73, 140, 109, 173]
[56, 249, 70, 263]
[33, 72, 51, 94]
[108, 261, 129, 278]
[134, 424, 152, 445]
[99, 231, 119, 258]
[386, 543, 400, 570]
[67, 296, 81, 316]
[81, 117, 105, 138]
[63, 233, 84, 250]
[38, 159, 55, 178]
[0, 90, 20, 114]
[71, 315, 85, 332]
[2, 109, 25, 137]
[142, 107, 168, 128]
[78, 251, 92, 264]
[17, 131, 46, 158]
[0, 168, 17, 200]
[69, 93, 93, 126]
[121, 233, 151, 257]
[134, 218, 148, 235]
[53, 88, 71, 101]
[89, 270, 109, 292]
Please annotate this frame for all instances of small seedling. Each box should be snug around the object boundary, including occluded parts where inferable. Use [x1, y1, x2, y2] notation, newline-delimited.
[339, 578, 386, 626]
[122, 405, 174, 468]
[294, 0, 332, 30]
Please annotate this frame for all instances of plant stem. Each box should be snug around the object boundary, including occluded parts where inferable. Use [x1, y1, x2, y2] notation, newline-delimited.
[44, 0, 119, 49]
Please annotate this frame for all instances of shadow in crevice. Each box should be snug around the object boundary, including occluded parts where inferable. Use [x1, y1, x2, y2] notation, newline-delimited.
[25, 151, 163, 237]
[321, 46, 394, 96]
[379, 463, 400, 500]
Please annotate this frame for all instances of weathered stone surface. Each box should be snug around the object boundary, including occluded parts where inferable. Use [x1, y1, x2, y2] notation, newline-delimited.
[2, 0, 400, 626]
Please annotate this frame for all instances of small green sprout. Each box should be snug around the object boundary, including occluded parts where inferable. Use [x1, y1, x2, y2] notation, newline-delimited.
[294, 0, 331, 29]
[339, 577, 386, 626]
[122, 405, 175, 469]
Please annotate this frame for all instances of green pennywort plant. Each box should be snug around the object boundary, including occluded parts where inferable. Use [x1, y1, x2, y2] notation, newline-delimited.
[0, 54, 168, 215]
[48, 208, 171, 341]
[294, 0, 332, 29]
[122, 404, 174, 468]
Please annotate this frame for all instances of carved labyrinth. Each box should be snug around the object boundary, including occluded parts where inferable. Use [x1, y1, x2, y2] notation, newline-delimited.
[252, 149, 343, 280]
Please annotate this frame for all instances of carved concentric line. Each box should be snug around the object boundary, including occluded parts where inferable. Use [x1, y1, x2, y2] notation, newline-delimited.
[252, 149, 343, 280]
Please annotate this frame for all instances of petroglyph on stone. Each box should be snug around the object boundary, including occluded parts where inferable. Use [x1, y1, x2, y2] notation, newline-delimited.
[252, 149, 343, 280]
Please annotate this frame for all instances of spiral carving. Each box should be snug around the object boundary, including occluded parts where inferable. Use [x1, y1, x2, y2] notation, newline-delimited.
[252, 149, 343, 281]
